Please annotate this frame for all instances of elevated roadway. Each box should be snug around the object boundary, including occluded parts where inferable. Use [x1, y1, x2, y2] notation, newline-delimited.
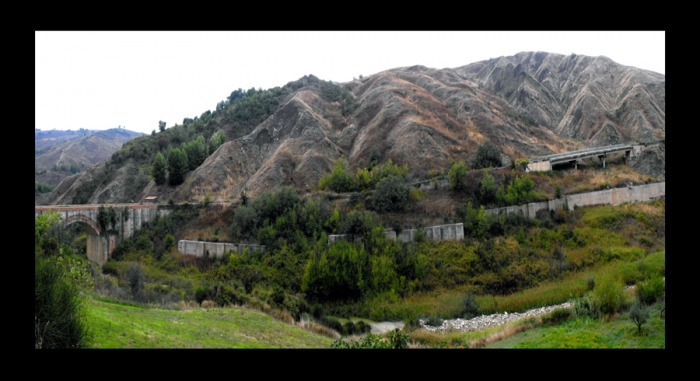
[527, 143, 644, 171]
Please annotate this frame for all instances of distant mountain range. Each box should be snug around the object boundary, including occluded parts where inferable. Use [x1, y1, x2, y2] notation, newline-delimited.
[35, 128, 142, 201]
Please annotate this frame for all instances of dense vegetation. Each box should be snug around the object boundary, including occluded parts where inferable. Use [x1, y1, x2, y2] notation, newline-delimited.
[87, 173, 664, 330]
[41, 69, 664, 347]
[35, 212, 94, 348]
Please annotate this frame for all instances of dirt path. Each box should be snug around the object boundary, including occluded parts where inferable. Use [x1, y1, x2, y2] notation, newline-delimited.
[56, 141, 76, 167]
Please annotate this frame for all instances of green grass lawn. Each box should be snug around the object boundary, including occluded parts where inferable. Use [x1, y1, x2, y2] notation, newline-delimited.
[486, 302, 665, 348]
[86, 298, 335, 348]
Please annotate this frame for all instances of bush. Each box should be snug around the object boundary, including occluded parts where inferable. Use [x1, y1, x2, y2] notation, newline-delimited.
[586, 275, 596, 291]
[344, 210, 380, 237]
[638, 236, 654, 247]
[319, 316, 344, 334]
[448, 161, 468, 192]
[331, 329, 408, 349]
[125, 263, 146, 300]
[312, 303, 325, 319]
[472, 141, 502, 169]
[572, 295, 599, 319]
[319, 157, 354, 192]
[541, 308, 572, 325]
[101, 260, 120, 277]
[425, 315, 443, 327]
[356, 320, 372, 333]
[229, 205, 259, 241]
[460, 291, 479, 319]
[35, 256, 92, 348]
[636, 275, 665, 305]
[479, 172, 498, 206]
[593, 274, 626, 315]
[343, 321, 359, 335]
[372, 176, 409, 213]
[214, 284, 239, 307]
[164, 234, 175, 251]
[195, 286, 212, 305]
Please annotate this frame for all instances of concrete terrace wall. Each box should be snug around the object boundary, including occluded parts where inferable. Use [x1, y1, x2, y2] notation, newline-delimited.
[484, 182, 665, 218]
[423, 223, 465, 242]
[412, 178, 450, 191]
[328, 223, 464, 244]
[177, 240, 265, 258]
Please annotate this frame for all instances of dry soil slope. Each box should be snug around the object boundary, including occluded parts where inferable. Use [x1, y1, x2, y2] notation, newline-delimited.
[43, 53, 666, 204]
[455, 51, 665, 147]
[35, 129, 142, 186]
[177, 64, 574, 200]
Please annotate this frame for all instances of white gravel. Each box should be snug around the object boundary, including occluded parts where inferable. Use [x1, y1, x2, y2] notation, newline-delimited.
[419, 301, 574, 333]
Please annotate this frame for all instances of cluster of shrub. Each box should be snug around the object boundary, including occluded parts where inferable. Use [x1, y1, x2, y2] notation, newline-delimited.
[35, 181, 55, 194]
[567, 268, 665, 333]
[318, 157, 426, 213]
[35, 212, 94, 348]
[94, 162, 664, 336]
[331, 329, 408, 349]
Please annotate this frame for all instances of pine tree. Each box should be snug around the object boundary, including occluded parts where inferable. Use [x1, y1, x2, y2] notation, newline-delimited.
[167, 148, 189, 186]
[151, 152, 167, 185]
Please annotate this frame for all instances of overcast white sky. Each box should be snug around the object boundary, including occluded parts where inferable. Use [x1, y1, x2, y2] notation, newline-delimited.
[36, 31, 664, 135]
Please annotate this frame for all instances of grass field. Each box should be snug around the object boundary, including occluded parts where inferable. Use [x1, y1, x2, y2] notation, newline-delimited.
[486, 301, 665, 348]
[86, 298, 334, 348]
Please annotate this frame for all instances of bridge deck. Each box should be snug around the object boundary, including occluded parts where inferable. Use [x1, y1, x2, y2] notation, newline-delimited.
[532, 144, 633, 164]
[35, 203, 159, 213]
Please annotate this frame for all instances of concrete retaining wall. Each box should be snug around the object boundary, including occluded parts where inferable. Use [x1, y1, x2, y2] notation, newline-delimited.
[329, 223, 465, 244]
[177, 240, 265, 258]
[484, 182, 665, 218]
[527, 161, 552, 172]
[412, 178, 450, 191]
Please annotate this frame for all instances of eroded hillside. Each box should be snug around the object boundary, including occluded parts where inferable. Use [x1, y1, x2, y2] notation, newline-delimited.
[43, 52, 665, 205]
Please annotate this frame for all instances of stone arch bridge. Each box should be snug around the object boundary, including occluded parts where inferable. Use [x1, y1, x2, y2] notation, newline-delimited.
[35, 204, 172, 266]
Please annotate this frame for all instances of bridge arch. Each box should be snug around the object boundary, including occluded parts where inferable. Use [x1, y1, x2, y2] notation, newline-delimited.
[63, 214, 101, 236]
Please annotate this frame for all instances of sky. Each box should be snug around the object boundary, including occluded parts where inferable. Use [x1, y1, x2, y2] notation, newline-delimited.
[36, 31, 664, 135]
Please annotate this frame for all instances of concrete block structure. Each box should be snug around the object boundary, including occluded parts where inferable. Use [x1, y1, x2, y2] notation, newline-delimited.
[177, 240, 265, 258]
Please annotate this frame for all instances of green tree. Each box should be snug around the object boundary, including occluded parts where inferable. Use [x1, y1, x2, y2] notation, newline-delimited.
[344, 210, 380, 238]
[158, 120, 166, 132]
[167, 148, 189, 186]
[151, 152, 167, 185]
[472, 141, 502, 169]
[319, 157, 355, 192]
[372, 175, 409, 213]
[164, 234, 175, 251]
[184, 135, 207, 170]
[35, 211, 62, 251]
[448, 161, 468, 192]
[479, 171, 497, 206]
[629, 300, 649, 334]
[301, 240, 365, 300]
[341, 89, 356, 116]
[209, 131, 226, 154]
